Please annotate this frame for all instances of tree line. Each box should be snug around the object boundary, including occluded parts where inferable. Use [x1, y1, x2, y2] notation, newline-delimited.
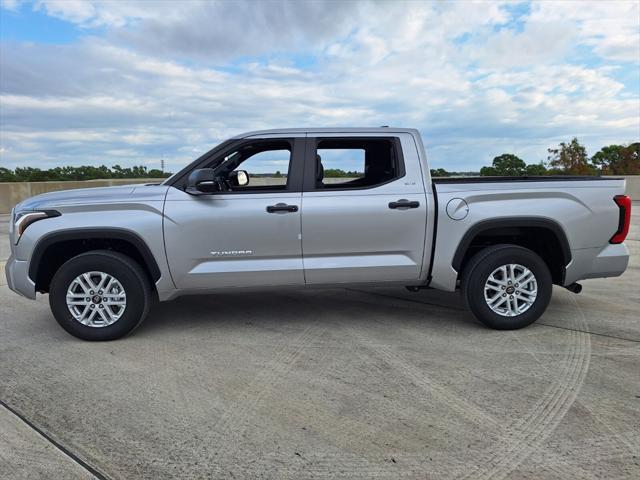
[0, 165, 172, 182]
[1, 139, 637, 182]
[479, 139, 639, 177]
[430, 139, 638, 177]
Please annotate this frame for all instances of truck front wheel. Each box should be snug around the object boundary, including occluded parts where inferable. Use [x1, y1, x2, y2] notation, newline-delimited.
[461, 245, 552, 330]
[49, 250, 152, 340]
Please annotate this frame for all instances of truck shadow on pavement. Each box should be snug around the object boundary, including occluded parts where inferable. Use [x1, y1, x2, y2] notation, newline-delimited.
[138, 287, 482, 336]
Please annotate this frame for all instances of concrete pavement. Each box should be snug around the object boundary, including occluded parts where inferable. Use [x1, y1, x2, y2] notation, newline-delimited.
[1, 210, 638, 479]
[0, 406, 96, 480]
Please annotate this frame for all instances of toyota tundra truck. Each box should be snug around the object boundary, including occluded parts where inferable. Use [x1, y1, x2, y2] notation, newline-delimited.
[5, 128, 632, 340]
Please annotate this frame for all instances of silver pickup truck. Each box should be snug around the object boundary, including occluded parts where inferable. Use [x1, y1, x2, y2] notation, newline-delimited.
[6, 128, 632, 340]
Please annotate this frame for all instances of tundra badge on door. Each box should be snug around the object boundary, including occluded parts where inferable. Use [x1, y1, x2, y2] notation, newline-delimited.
[210, 250, 254, 256]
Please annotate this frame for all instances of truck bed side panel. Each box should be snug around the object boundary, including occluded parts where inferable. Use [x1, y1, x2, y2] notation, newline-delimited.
[431, 179, 627, 291]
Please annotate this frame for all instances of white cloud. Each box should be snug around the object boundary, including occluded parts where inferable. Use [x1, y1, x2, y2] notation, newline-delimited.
[0, 0, 638, 172]
[33, 0, 155, 27]
[529, 1, 640, 63]
[0, 0, 23, 11]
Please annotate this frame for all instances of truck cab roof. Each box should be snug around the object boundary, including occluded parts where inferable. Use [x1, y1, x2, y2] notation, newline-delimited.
[232, 127, 421, 139]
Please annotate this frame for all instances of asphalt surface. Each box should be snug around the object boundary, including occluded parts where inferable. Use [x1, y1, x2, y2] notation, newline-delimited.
[1, 209, 639, 480]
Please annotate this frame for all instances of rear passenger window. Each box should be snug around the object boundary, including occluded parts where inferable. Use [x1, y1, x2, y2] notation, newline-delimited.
[314, 138, 402, 189]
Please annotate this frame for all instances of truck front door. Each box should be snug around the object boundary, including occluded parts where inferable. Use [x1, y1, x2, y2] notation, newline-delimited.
[163, 137, 305, 289]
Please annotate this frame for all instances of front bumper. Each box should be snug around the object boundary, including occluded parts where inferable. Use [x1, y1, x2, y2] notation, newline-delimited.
[5, 255, 36, 299]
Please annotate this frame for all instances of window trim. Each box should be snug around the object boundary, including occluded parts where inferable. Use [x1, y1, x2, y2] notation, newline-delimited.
[168, 137, 305, 194]
[302, 136, 405, 192]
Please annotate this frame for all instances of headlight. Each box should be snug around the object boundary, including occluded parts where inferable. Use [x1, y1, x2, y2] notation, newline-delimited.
[13, 210, 60, 243]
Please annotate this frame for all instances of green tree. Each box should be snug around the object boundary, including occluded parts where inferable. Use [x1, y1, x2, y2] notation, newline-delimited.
[493, 154, 526, 175]
[525, 163, 547, 176]
[480, 154, 526, 176]
[0, 164, 173, 182]
[591, 145, 622, 173]
[547, 138, 595, 175]
[479, 166, 498, 176]
[14, 167, 48, 181]
[324, 168, 350, 178]
[617, 143, 640, 174]
[591, 143, 639, 175]
[0, 167, 15, 181]
[131, 165, 147, 177]
[430, 168, 449, 177]
[147, 169, 165, 177]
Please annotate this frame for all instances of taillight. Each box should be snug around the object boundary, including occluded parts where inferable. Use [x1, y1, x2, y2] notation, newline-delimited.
[609, 195, 632, 244]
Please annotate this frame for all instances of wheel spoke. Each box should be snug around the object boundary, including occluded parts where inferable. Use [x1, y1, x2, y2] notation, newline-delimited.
[74, 307, 86, 322]
[486, 278, 506, 288]
[95, 272, 108, 292]
[97, 308, 111, 325]
[81, 308, 98, 326]
[516, 272, 535, 287]
[106, 305, 123, 321]
[500, 265, 508, 282]
[75, 276, 91, 293]
[491, 296, 507, 309]
[83, 273, 98, 291]
[506, 265, 515, 284]
[103, 298, 126, 306]
[505, 296, 513, 315]
[513, 296, 521, 314]
[66, 294, 87, 303]
[515, 293, 534, 303]
[487, 292, 502, 304]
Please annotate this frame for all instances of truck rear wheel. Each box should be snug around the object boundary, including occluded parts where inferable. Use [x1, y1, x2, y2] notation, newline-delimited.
[49, 250, 151, 340]
[461, 244, 552, 330]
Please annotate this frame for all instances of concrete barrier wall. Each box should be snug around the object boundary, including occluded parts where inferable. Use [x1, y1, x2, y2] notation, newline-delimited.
[1, 175, 638, 213]
[610, 175, 640, 200]
[0, 179, 166, 214]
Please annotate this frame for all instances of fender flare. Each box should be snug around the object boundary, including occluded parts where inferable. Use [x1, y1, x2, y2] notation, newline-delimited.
[451, 217, 572, 272]
[28, 227, 162, 284]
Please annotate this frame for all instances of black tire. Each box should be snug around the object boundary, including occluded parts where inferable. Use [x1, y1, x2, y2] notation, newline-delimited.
[461, 244, 552, 330]
[49, 250, 151, 340]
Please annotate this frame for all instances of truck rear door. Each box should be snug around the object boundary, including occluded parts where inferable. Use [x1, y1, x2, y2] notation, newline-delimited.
[300, 133, 428, 284]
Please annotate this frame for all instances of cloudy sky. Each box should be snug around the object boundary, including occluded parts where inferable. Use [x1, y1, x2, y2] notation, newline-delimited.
[1, 0, 639, 173]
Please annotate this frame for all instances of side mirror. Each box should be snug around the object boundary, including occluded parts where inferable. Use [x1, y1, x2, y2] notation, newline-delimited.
[186, 168, 219, 195]
[229, 170, 249, 187]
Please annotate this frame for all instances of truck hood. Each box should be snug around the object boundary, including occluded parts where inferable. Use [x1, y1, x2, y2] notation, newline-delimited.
[15, 183, 169, 211]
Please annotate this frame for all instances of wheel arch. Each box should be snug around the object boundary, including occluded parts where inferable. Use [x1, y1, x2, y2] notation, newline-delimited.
[29, 228, 161, 293]
[452, 217, 572, 285]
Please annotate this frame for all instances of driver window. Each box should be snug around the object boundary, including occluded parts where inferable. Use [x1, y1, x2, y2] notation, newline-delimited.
[219, 141, 292, 191]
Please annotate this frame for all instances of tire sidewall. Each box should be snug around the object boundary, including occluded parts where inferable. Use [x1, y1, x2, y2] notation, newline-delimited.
[50, 253, 148, 341]
[465, 247, 552, 330]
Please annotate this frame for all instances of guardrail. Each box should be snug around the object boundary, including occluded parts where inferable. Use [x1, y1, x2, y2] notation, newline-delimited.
[1, 176, 638, 213]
